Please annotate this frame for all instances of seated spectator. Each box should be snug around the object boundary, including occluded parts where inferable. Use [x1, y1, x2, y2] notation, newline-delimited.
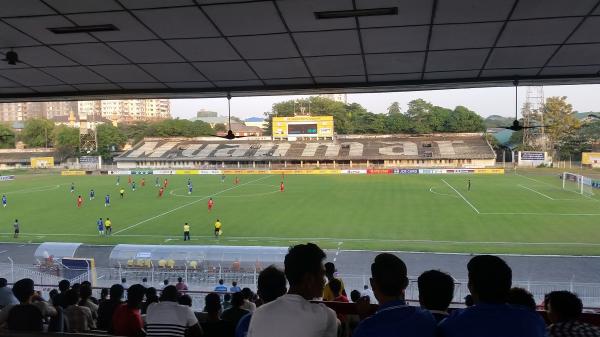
[121, 277, 129, 290]
[176, 277, 188, 294]
[0, 278, 18, 308]
[142, 287, 159, 315]
[347, 290, 363, 336]
[222, 292, 250, 327]
[439, 255, 546, 337]
[97, 283, 124, 331]
[329, 278, 349, 320]
[353, 253, 435, 337]
[546, 290, 600, 337]
[160, 279, 169, 290]
[508, 287, 537, 311]
[235, 265, 287, 337]
[215, 279, 228, 292]
[464, 295, 474, 307]
[146, 285, 202, 337]
[323, 262, 346, 301]
[142, 278, 148, 288]
[223, 293, 233, 311]
[201, 292, 235, 337]
[64, 288, 95, 332]
[240, 288, 256, 313]
[53, 279, 70, 309]
[230, 281, 242, 293]
[417, 269, 455, 323]
[112, 284, 146, 337]
[360, 285, 377, 304]
[99, 288, 109, 304]
[247, 243, 337, 337]
[179, 294, 205, 323]
[81, 281, 98, 304]
[79, 283, 98, 320]
[0, 278, 52, 331]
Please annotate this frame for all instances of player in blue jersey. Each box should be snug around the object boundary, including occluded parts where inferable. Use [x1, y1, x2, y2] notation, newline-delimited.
[70, 182, 75, 193]
[132, 181, 136, 192]
[188, 183, 193, 195]
[1, 195, 6, 208]
[89, 189, 95, 200]
[97, 218, 104, 236]
[116, 176, 120, 186]
[105, 194, 111, 207]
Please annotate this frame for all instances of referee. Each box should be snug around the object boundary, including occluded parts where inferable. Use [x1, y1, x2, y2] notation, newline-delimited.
[183, 222, 190, 241]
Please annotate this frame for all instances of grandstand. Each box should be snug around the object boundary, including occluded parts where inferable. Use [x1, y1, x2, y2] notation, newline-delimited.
[115, 133, 495, 169]
[0, 149, 57, 169]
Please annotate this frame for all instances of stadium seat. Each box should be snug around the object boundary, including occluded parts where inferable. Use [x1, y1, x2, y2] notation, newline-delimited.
[127, 259, 134, 267]
[189, 260, 198, 269]
[167, 259, 175, 269]
[158, 259, 167, 268]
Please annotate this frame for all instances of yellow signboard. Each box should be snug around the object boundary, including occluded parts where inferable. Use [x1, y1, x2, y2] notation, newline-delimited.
[175, 170, 200, 175]
[61, 170, 86, 176]
[474, 168, 505, 174]
[30, 156, 54, 168]
[272, 116, 334, 138]
[582, 152, 600, 166]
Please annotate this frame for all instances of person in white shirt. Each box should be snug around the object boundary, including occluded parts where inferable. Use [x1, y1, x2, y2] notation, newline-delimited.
[146, 285, 202, 337]
[247, 243, 338, 337]
[361, 285, 378, 304]
[0, 278, 18, 308]
[240, 288, 256, 313]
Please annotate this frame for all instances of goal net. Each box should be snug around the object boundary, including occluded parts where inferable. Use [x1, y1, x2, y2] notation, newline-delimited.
[562, 172, 595, 196]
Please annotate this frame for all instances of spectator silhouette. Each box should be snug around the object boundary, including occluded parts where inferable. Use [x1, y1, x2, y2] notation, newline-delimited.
[240, 288, 256, 313]
[142, 287, 159, 315]
[64, 288, 95, 332]
[201, 292, 235, 337]
[113, 284, 146, 337]
[247, 243, 337, 337]
[0, 278, 18, 308]
[146, 285, 202, 337]
[508, 287, 537, 311]
[353, 253, 436, 337]
[546, 290, 600, 337]
[97, 284, 124, 331]
[418, 270, 455, 323]
[323, 262, 346, 301]
[439, 255, 546, 337]
[2, 278, 47, 331]
[222, 292, 249, 327]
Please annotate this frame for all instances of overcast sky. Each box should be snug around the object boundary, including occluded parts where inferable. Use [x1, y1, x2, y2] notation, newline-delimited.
[170, 84, 600, 121]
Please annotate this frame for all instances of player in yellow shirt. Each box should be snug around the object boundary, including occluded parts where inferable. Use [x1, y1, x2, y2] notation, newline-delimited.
[119, 188, 125, 199]
[105, 218, 112, 236]
[183, 222, 190, 241]
[214, 219, 222, 238]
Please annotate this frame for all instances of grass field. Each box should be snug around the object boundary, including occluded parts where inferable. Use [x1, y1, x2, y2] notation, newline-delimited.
[0, 170, 599, 255]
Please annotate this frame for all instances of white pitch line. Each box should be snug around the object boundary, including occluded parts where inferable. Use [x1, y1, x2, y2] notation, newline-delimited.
[429, 187, 459, 198]
[113, 175, 271, 235]
[516, 173, 599, 202]
[441, 179, 480, 214]
[480, 212, 600, 216]
[518, 184, 554, 200]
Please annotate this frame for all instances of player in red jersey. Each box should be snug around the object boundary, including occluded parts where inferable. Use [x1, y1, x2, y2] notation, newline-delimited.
[158, 187, 164, 197]
[128, 175, 132, 184]
[163, 178, 169, 188]
[140, 178, 145, 187]
[208, 197, 214, 212]
[280, 181, 284, 192]
[235, 176, 240, 185]
[77, 195, 83, 208]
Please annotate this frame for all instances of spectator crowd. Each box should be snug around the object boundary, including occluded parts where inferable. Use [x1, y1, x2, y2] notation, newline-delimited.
[0, 242, 599, 337]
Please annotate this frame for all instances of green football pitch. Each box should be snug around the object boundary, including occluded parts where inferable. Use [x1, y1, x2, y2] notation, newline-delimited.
[0, 171, 599, 255]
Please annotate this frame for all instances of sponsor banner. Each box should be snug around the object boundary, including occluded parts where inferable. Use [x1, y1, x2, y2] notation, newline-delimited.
[199, 170, 222, 175]
[582, 152, 600, 166]
[31, 157, 54, 168]
[108, 170, 132, 175]
[367, 169, 393, 174]
[446, 169, 475, 174]
[131, 169, 153, 175]
[474, 168, 504, 174]
[394, 169, 419, 174]
[341, 169, 367, 174]
[61, 170, 86, 176]
[419, 169, 445, 174]
[520, 151, 545, 161]
[175, 170, 199, 175]
[0, 175, 15, 181]
[153, 170, 175, 175]
[79, 156, 100, 169]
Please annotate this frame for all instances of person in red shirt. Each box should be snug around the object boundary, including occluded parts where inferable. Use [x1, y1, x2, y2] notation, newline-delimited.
[140, 178, 145, 187]
[128, 176, 132, 184]
[234, 176, 239, 185]
[77, 195, 83, 208]
[208, 197, 214, 212]
[112, 284, 145, 337]
[329, 278, 349, 323]
[280, 181, 284, 192]
[158, 187, 164, 198]
[163, 178, 168, 188]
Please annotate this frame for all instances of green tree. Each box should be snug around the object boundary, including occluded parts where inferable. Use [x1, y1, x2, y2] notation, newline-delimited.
[52, 125, 79, 160]
[213, 123, 227, 132]
[406, 99, 434, 133]
[97, 123, 127, 159]
[544, 96, 580, 151]
[22, 118, 54, 148]
[387, 101, 401, 115]
[446, 106, 485, 132]
[0, 123, 15, 149]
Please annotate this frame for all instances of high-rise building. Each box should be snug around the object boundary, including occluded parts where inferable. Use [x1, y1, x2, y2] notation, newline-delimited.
[79, 99, 170, 122]
[318, 93, 347, 103]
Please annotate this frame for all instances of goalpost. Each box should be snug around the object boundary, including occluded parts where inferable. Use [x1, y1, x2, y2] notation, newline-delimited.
[562, 172, 595, 196]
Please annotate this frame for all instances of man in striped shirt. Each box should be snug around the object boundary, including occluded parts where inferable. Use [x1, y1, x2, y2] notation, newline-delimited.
[146, 286, 202, 337]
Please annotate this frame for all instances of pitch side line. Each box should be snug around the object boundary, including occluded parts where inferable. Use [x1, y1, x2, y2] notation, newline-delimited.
[441, 179, 480, 214]
[516, 173, 598, 202]
[518, 184, 554, 200]
[112, 175, 271, 235]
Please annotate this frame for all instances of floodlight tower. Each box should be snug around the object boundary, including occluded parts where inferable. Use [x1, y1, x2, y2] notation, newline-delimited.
[79, 110, 98, 153]
[522, 86, 546, 150]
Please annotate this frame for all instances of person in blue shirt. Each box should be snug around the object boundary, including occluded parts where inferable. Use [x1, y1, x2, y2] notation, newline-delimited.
[235, 266, 287, 337]
[70, 182, 74, 193]
[89, 189, 95, 200]
[439, 255, 546, 337]
[1, 195, 6, 208]
[187, 178, 191, 187]
[104, 194, 110, 207]
[131, 181, 136, 192]
[230, 281, 242, 293]
[97, 218, 104, 236]
[353, 253, 436, 337]
[214, 279, 228, 292]
[188, 183, 193, 195]
[417, 269, 455, 323]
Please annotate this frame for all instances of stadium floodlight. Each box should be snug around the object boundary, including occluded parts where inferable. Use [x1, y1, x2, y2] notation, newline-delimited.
[562, 172, 595, 196]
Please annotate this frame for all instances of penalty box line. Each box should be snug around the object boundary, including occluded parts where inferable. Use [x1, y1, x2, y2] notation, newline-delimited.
[441, 179, 480, 214]
[112, 175, 271, 236]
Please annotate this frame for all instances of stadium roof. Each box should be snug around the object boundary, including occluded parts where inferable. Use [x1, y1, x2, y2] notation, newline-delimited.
[1, 0, 600, 102]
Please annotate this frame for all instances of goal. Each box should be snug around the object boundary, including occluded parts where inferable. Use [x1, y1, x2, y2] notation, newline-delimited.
[562, 172, 595, 196]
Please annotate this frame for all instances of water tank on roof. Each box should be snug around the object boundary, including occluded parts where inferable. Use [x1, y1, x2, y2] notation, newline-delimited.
[109, 244, 287, 271]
